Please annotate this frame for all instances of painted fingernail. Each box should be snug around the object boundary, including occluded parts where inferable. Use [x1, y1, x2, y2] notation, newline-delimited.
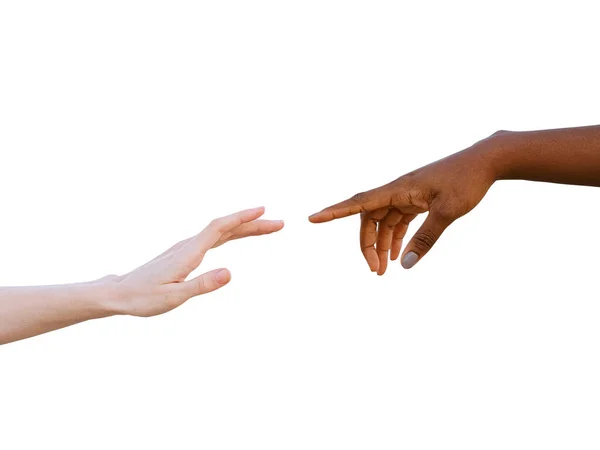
[401, 252, 419, 269]
[216, 269, 230, 284]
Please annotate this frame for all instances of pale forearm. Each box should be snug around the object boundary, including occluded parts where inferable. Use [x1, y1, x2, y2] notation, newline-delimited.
[0, 207, 282, 344]
[0, 279, 121, 345]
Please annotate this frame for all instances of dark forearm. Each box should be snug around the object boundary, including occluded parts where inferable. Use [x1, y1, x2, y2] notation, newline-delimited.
[485, 125, 600, 187]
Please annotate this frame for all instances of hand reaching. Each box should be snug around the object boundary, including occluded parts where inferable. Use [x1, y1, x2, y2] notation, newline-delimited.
[115, 207, 283, 316]
[0, 206, 284, 344]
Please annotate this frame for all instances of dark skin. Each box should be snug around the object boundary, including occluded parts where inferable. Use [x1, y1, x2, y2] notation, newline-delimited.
[309, 125, 600, 274]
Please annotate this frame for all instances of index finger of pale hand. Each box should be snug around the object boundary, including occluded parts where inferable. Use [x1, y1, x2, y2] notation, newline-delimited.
[195, 207, 266, 248]
[212, 219, 285, 248]
[179, 207, 266, 266]
[309, 187, 392, 223]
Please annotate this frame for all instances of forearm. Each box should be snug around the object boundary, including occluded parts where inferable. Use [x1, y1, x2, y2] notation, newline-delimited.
[485, 125, 600, 186]
[0, 278, 122, 345]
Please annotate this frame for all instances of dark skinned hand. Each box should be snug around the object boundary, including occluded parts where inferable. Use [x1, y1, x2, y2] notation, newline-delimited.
[308, 133, 502, 274]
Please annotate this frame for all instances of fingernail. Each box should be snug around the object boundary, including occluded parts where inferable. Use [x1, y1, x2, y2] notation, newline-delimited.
[216, 269, 230, 284]
[401, 252, 419, 269]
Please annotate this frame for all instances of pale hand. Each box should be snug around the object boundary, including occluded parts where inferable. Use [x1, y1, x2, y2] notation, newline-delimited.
[113, 207, 283, 316]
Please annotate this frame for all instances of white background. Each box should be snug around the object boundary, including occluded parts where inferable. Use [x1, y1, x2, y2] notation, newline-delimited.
[1, 1, 600, 449]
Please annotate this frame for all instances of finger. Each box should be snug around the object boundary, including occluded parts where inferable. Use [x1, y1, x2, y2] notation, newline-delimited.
[213, 219, 284, 248]
[154, 208, 268, 262]
[176, 268, 231, 299]
[376, 209, 403, 275]
[360, 211, 380, 272]
[309, 186, 394, 223]
[181, 207, 266, 264]
[390, 214, 417, 261]
[401, 210, 451, 269]
[174, 207, 265, 276]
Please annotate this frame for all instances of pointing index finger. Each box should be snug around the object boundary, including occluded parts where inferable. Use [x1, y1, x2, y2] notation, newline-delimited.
[308, 188, 392, 223]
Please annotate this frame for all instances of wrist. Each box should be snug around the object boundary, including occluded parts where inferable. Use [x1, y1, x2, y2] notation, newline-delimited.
[470, 130, 524, 182]
[85, 275, 127, 318]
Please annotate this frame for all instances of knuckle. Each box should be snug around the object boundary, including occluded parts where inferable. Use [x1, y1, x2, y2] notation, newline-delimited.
[377, 243, 391, 252]
[361, 245, 375, 255]
[350, 192, 367, 203]
[411, 230, 438, 251]
[195, 276, 208, 293]
[174, 239, 188, 250]
[209, 218, 224, 230]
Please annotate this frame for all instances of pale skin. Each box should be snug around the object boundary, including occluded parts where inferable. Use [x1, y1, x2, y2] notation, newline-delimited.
[0, 207, 283, 345]
[4, 125, 600, 344]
